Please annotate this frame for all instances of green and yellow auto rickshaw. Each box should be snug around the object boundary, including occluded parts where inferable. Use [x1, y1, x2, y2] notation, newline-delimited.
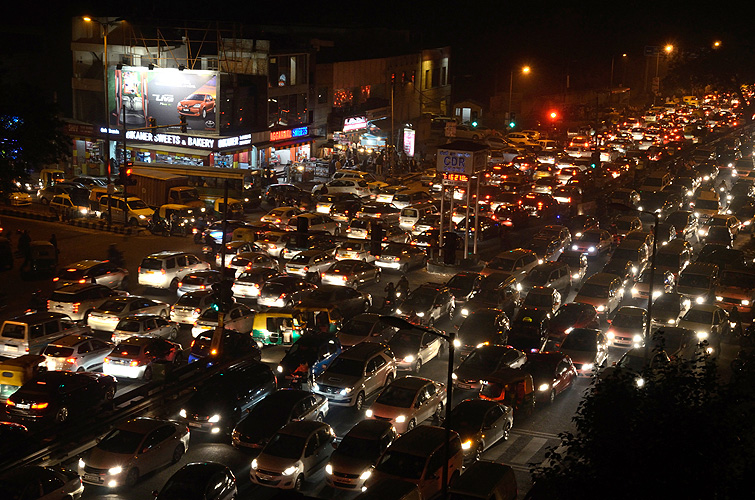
[292, 306, 343, 336]
[251, 311, 299, 347]
[0, 354, 47, 402]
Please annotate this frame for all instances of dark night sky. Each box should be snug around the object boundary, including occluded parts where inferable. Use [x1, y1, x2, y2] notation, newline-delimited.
[4, 1, 755, 116]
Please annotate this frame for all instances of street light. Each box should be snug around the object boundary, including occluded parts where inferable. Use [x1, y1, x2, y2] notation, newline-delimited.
[713, 40, 722, 49]
[380, 315, 455, 500]
[610, 203, 659, 361]
[653, 44, 674, 105]
[610, 53, 627, 89]
[508, 66, 531, 125]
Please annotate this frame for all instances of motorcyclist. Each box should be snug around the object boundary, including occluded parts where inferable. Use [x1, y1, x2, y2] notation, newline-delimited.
[383, 282, 397, 310]
[396, 274, 409, 299]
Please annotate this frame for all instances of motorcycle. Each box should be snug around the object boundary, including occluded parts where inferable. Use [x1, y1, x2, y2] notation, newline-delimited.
[147, 219, 169, 236]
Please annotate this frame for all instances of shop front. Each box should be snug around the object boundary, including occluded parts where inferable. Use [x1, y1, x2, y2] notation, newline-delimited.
[266, 125, 319, 166]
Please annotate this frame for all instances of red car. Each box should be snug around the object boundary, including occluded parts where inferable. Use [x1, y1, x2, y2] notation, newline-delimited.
[177, 93, 215, 118]
[523, 351, 577, 404]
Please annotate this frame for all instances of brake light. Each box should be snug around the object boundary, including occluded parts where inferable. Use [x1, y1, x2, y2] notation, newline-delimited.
[52, 277, 59, 282]
[341, 275, 348, 281]
[194, 308, 201, 314]
[65, 358, 76, 364]
[130, 360, 140, 367]
[210, 349, 218, 356]
[103, 357, 110, 364]
[269, 244, 277, 249]
[304, 266, 309, 272]
[199, 285, 205, 290]
[78, 279, 86, 284]
[161, 269, 166, 275]
[177, 282, 183, 288]
[138, 266, 141, 273]
[46, 300, 51, 310]
[72, 303, 80, 314]
[6, 400, 15, 407]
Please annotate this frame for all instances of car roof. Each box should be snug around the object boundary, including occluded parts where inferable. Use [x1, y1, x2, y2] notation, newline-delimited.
[340, 342, 389, 359]
[277, 420, 329, 437]
[263, 389, 314, 406]
[390, 375, 434, 391]
[6, 312, 70, 323]
[145, 251, 186, 258]
[169, 462, 231, 482]
[389, 425, 457, 455]
[616, 306, 647, 316]
[688, 304, 720, 313]
[118, 336, 159, 346]
[63, 260, 103, 271]
[584, 273, 621, 285]
[116, 417, 172, 434]
[54, 283, 108, 293]
[119, 314, 164, 322]
[49, 334, 93, 347]
[344, 419, 395, 440]
[527, 286, 556, 295]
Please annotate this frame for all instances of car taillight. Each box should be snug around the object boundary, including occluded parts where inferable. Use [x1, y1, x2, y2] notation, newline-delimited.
[52, 277, 59, 282]
[78, 279, 86, 284]
[161, 269, 166, 275]
[130, 360, 140, 367]
[194, 307, 202, 315]
[190, 340, 196, 348]
[46, 300, 51, 310]
[170, 305, 175, 311]
[6, 399, 15, 406]
[199, 285, 205, 289]
[103, 357, 110, 364]
[341, 275, 348, 281]
[138, 266, 141, 273]
[65, 358, 76, 364]
[304, 266, 309, 271]
[177, 282, 183, 288]
[72, 303, 80, 314]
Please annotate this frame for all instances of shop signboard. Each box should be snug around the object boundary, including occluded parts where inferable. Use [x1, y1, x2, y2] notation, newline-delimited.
[403, 128, 416, 157]
[343, 116, 368, 132]
[110, 66, 219, 132]
[436, 147, 488, 175]
[270, 126, 309, 142]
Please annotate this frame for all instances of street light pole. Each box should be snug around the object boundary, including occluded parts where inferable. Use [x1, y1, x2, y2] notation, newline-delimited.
[381, 316, 455, 499]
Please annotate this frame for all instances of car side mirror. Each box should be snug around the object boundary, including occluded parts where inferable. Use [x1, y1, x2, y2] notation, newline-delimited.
[152, 490, 159, 498]
[332, 441, 338, 449]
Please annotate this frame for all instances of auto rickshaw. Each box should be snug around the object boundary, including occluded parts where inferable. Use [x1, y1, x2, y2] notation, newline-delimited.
[293, 306, 343, 336]
[0, 354, 47, 402]
[479, 367, 536, 418]
[158, 204, 208, 237]
[24, 241, 57, 277]
[214, 198, 244, 219]
[251, 311, 298, 347]
[0, 236, 12, 270]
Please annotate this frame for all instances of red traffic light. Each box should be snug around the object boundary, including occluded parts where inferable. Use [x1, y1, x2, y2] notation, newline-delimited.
[549, 110, 558, 120]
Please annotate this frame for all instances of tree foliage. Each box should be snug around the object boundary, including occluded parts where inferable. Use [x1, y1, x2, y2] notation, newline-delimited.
[531, 348, 755, 499]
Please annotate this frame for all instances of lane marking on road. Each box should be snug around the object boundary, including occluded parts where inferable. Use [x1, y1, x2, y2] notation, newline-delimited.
[509, 437, 548, 465]
[511, 428, 561, 439]
[481, 434, 520, 461]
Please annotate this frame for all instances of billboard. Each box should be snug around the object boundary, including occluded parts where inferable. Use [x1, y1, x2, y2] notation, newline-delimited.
[110, 66, 219, 132]
[402, 128, 415, 158]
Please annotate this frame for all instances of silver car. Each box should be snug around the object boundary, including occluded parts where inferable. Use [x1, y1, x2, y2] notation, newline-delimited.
[54, 260, 129, 290]
[112, 315, 179, 344]
[321, 259, 381, 288]
[191, 302, 255, 338]
[42, 334, 114, 372]
[335, 240, 375, 262]
[176, 270, 222, 298]
[87, 297, 170, 333]
[227, 252, 279, 278]
[170, 290, 215, 325]
[47, 283, 128, 321]
[215, 241, 261, 268]
[285, 250, 337, 279]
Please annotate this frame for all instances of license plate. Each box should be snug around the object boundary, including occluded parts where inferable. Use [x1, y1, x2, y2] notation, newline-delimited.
[4, 345, 18, 352]
[258, 474, 273, 481]
[16, 403, 30, 409]
[84, 474, 101, 483]
[188, 422, 202, 428]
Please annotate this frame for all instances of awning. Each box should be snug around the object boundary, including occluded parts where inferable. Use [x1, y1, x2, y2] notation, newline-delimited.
[270, 135, 322, 149]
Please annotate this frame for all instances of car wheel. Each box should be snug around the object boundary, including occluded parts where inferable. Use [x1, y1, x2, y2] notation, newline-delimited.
[202, 109, 207, 118]
[400, 263, 408, 273]
[413, 358, 422, 373]
[474, 444, 484, 461]
[170, 279, 179, 292]
[170, 327, 178, 340]
[384, 373, 394, 387]
[104, 386, 115, 401]
[549, 388, 556, 405]
[316, 412, 324, 422]
[125, 468, 139, 488]
[406, 418, 416, 431]
[354, 392, 365, 411]
[55, 406, 69, 423]
[171, 444, 185, 464]
[129, 218, 139, 227]
[502, 421, 511, 441]
[160, 309, 168, 318]
[294, 474, 304, 491]
[448, 306, 455, 321]
[143, 366, 153, 381]
[77, 367, 85, 372]
[434, 402, 444, 423]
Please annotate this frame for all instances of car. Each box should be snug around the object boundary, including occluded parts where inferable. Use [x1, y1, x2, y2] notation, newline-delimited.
[573, 273, 624, 317]
[453, 344, 527, 391]
[524, 351, 578, 404]
[677, 304, 729, 355]
[191, 302, 254, 338]
[226, 252, 279, 278]
[257, 275, 317, 308]
[53, 260, 129, 290]
[449, 399, 513, 462]
[702, 225, 734, 247]
[297, 285, 372, 319]
[0, 466, 84, 500]
[599, 347, 671, 387]
[336, 313, 397, 347]
[389, 328, 446, 373]
[520, 286, 561, 315]
[446, 272, 483, 304]
[155, 462, 237, 500]
[103, 336, 183, 380]
[567, 215, 599, 238]
[232, 389, 330, 450]
[46, 283, 127, 321]
[284, 250, 338, 281]
[49, 193, 91, 219]
[357, 202, 402, 225]
[112, 315, 179, 343]
[536, 225, 572, 249]
[460, 273, 520, 319]
[677, 262, 719, 305]
[250, 420, 335, 490]
[169, 290, 215, 325]
[276, 335, 342, 387]
[602, 258, 634, 286]
[608, 306, 648, 347]
[374, 243, 427, 273]
[138, 251, 211, 291]
[336, 240, 375, 263]
[5, 371, 116, 424]
[321, 259, 381, 288]
[231, 268, 280, 300]
[666, 210, 699, 241]
[37, 182, 88, 206]
[325, 419, 398, 490]
[715, 269, 755, 313]
[79, 417, 190, 488]
[631, 269, 676, 300]
[41, 334, 113, 372]
[176, 270, 222, 298]
[481, 248, 539, 281]
[213, 241, 263, 268]
[548, 302, 600, 345]
[314, 178, 372, 198]
[508, 308, 551, 353]
[455, 216, 504, 241]
[261, 206, 304, 227]
[558, 328, 609, 376]
[366, 376, 446, 433]
[177, 92, 215, 117]
[265, 183, 307, 206]
[570, 229, 613, 257]
[286, 213, 340, 235]
[558, 250, 589, 283]
[521, 262, 572, 297]
[454, 308, 510, 358]
[187, 329, 261, 365]
[87, 296, 170, 332]
[396, 283, 455, 327]
[179, 361, 276, 436]
[611, 240, 649, 278]
[315, 193, 363, 220]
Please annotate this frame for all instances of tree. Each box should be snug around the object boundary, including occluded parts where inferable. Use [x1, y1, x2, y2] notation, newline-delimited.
[530, 347, 755, 499]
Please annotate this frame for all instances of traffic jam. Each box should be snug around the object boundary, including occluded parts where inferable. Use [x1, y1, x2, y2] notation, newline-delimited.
[1, 91, 754, 499]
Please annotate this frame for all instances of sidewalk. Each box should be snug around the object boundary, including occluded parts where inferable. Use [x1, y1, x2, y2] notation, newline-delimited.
[0, 206, 141, 235]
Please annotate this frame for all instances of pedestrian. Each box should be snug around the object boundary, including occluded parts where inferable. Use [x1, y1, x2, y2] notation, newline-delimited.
[730, 306, 744, 339]
[49, 233, 59, 262]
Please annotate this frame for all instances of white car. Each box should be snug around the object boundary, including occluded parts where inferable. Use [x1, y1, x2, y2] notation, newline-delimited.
[47, 283, 128, 321]
[87, 297, 170, 332]
[42, 334, 113, 372]
[191, 302, 255, 338]
[112, 315, 179, 344]
[261, 207, 303, 228]
[313, 178, 371, 198]
[336, 240, 375, 262]
[214, 241, 261, 268]
[138, 251, 211, 291]
[170, 290, 215, 325]
[285, 213, 340, 235]
[226, 252, 279, 278]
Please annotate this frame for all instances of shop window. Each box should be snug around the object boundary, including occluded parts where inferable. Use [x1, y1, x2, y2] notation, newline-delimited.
[318, 87, 328, 104]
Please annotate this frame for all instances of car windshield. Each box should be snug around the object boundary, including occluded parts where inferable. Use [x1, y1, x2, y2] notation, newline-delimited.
[330, 261, 357, 273]
[720, 271, 755, 288]
[617, 353, 648, 372]
[507, 332, 542, 352]
[342, 242, 365, 251]
[666, 213, 688, 227]
[375, 385, 416, 408]
[463, 348, 501, 371]
[579, 283, 609, 298]
[447, 274, 477, 290]
[325, 357, 364, 376]
[524, 293, 552, 308]
[487, 257, 516, 272]
[116, 320, 142, 332]
[176, 294, 204, 307]
[56, 268, 87, 280]
[449, 404, 486, 435]
[403, 289, 436, 310]
[696, 199, 719, 210]
[612, 249, 637, 262]
[637, 270, 669, 285]
[98, 428, 145, 454]
[390, 330, 422, 349]
[376, 450, 426, 479]
[182, 275, 209, 285]
[459, 313, 499, 339]
[42, 345, 75, 357]
[290, 254, 314, 264]
[612, 312, 644, 328]
[98, 300, 128, 312]
[111, 345, 142, 357]
[578, 233, 601, 243]
[337, 435, 382, 460]
[678, 273, 711, 289]
[655, 253, 681, 268]
[264, 433, 305, 459]
[560, 331, 596, 351]
[683, 309, 713, 324]
[140, 258, 163, 270]
[185, 94, 206, 101]
[127, 199, 149, 210]
[525, 268, 551, 285]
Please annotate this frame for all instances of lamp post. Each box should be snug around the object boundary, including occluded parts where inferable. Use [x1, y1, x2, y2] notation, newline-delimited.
[653, 44, 674, 105]
[610, 203, 659, 360]
[508, 66, 530, 124]
[610, 53, 627, 90]
[381, 315, 455, 500]
[84, 16, 124, 224]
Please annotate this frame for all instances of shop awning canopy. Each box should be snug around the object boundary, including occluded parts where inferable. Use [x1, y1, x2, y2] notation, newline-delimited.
[271, 134, 322, 148]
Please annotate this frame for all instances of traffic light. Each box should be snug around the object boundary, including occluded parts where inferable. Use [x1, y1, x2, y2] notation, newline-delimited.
[509, 113, 516, 129]
[211, 280, 234, 312]
[471, 120, 478, 128]
[370, 221, 383, 256]
[180, 115, 187, 133]
[549, 110, 559, 121]
[118, 162, 136, 186]
[148, 116, 157, 134]
[590, 151, 601, 169]
[508, 121, 516, 128]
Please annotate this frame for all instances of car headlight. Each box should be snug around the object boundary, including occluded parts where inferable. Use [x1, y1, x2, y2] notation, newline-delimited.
[277, 365, 283, 373]
[403, 355, 415, 363]
[209, 414, 220, 423]
[696, 296, 705, 304]
[572, 273, 580, 279]
[538, 383, 550, 392]
[79, 207, 88, 214]
[179, 409, 187, 418]
[78, 458, 85, 469]
[365, 409, 373, 417]
[588, 246, 596, 253]
[312, 383, 320, 391]
[631, 266, 638, 274]
[636, 377, 645, 388]
[108, 466, 123, 475]
[697, 331, 709, 340]
[283, 466, 298, 476]
[461, 440, 472, 450]
[597, 305, 606, 312]
[633, 334, 643, 343]
[395, 415, 406, 423]
[606, 331, 615, 339]
[360, 470, 373, 480]
[667, 318, 676, 324]
[339, 387, 352, 395]
[452, 373, 458, 380]
[396, 309, 403, 315]
[325, 464, 333, 475]
[138, 214, 146, 219]
[582, 363, 594, 371]
[743, 300, 751, 306]
[687, 190, 694, 196]
[571, 245, 579, 250]
[637, 206, 643, 211]
[516, 283, 523, 291]
[715, 296, 724, 302]
[453, 339, 461, 347]
[416, 312, 425, 317]
[652, 290, 662, 298]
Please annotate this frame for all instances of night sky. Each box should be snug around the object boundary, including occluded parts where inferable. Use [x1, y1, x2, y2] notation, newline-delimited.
[4, 0, 755, 117]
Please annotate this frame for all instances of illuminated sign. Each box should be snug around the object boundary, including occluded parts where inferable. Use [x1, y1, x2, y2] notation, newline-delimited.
[443, 173, 469, 182]
[343, 116, 368, 132]
[124, 129, 218, 150]
[437, 147, 488, 175]
[270, 126, 309, 142]
[403, 128, 416, 158]
[217, 134, 252, 149]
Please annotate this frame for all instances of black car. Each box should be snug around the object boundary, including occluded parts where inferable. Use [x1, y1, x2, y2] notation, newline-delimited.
[446, 272, 483, 304]
[0, 421, 32, 457]
[509, 308, 551, 353]
[461, 272, 519, 319]
[6, 371, 116, 425]
[231, 389, 329, 449]
[453, 344, 527, 391]
[602, 258, 634, 286]
[665, 211, 699, 241]
[455, 308, 510, 358]
[523, 351, 577, 404]
[315, 193, 363, 219]
[257, 275, 317, 308]
[297, 285, 372, 319]
[396, 283, 455, 327]
[455, 215, 503, 241]
[156, 462, 237, 500]
[448, 398, 513, 462]
[179, 361, 276, 436]
[281, 231, 339, 260]
[276, 334, 342, 387]
[0, 465, 84, 500]
[265, 183, 307, 206]
[188, 329, 262, 365]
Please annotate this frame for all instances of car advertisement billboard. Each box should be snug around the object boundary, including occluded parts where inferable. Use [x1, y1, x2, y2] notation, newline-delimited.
[110, 66, 218, 132]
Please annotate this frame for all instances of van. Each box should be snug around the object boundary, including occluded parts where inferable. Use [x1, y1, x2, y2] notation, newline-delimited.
[640, 172, 672, 192]
[137, 251, 211, 290]
[399, 203, 438, 231]
[693, 191, 722, 221]
[574, 273, 624, 317]
[368, 425, 463, 500]
[655, 240, 692, 276]
[677, 262, 719, 304]
[0, 312, 90, 358]
[448, 461, 517, 500]
[98, 195, 154, 226]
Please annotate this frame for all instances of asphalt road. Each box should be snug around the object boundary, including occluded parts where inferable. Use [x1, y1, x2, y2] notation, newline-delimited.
[0, 206, 745, 499]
